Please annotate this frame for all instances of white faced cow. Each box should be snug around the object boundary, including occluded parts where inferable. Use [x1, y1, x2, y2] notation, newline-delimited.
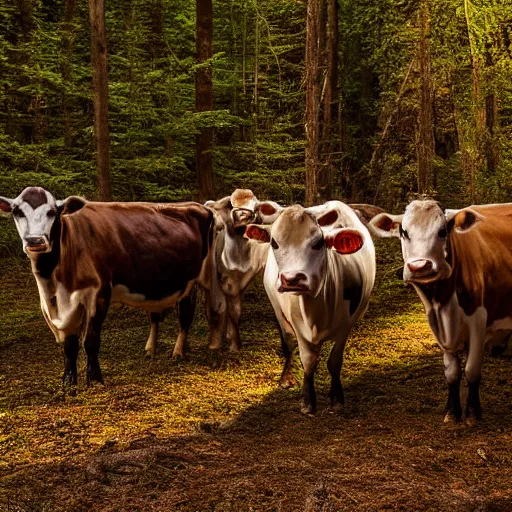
[245, 201, 376, 414]
[0, 187, 222, 389]
[370, 200, 512, 423]
[205, 189, 282, 351]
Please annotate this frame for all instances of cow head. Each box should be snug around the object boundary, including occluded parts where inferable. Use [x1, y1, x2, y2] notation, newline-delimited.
[229, 188, 282, 228]
[0, 187, 86, 258]
[369, 200, 481, 284]
[245, 203, 365, 296]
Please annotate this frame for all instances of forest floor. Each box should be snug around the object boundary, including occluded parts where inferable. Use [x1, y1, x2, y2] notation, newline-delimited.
[0, 239, 511, 512]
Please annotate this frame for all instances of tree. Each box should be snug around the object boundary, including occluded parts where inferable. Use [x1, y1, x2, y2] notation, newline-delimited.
[196, 0, 215, 200]
[89, 0, 112, 201]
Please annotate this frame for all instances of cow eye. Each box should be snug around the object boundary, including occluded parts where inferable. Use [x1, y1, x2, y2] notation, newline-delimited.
[438, 228, 447, 239]
[399, 225, 409, 240]
[13, 207, 25, 218]
[312, 237, 324, 250]
[47, 210, 56, 218]
[271, 238, 279, 250]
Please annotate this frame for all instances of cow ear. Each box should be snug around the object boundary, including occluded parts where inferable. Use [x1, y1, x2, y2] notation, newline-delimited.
[368, 213, 403, 238]
[57, 196, 87, 215]
[257, 201, 283, 224]
[317, 209, 339, 227]
[325, 228, 365, 255]
[244, 224, 271, 243]
[0, 196, 13, 214]
[446, 208, 482, 233]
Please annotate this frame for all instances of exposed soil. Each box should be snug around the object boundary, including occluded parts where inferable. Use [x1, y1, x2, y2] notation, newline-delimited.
[0, 240, 511, 511]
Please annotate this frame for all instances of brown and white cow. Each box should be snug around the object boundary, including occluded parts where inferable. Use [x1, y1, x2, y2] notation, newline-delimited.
[245, 201, 376, 414]
[204, 189, 282, 350]
[370, 200, 512, 423]
[0, 187, 222, 388]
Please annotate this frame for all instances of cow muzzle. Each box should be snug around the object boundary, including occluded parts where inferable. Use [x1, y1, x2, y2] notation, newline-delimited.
[231, 208, 255, 228]
[278, 272, 310, 293]
[25, 236, 50, 254]
[404, 259, 439, 283]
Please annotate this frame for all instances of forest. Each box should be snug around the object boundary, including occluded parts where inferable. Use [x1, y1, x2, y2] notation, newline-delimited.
[1, 0, 512, 510]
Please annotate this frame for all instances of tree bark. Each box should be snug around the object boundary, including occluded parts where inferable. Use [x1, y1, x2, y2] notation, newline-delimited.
[196, 0, 215, 201]
[61, 0, 76, 149]
[89, 0, 112, 201]
[305, 0, 322, 206]
[416, 0, 435, 195]
[319, 0, 339, 201]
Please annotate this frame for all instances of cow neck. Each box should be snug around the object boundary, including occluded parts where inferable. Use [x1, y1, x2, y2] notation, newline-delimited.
[32, 217, 61, 280]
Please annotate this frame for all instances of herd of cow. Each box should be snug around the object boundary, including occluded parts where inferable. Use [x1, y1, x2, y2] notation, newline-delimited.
[1, 186, 511, 425]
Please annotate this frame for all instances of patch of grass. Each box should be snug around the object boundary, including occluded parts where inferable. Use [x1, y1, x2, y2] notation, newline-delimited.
[0, 239, 511, 511]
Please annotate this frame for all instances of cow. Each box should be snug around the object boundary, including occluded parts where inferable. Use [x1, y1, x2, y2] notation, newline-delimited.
[204, 189, 282, 351]
[348, 203, 386, 226]
[369, 200, 512, 424]
[245, 201, 376, 414]
[0, 187, 222, 388]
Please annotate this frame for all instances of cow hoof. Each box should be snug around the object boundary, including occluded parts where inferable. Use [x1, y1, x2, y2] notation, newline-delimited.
[300, 404, 316, 415]
[327, 402, 344, 414]
[443, 411, 461, 424]
[465, 415, 478, 427]
[280, 377, 297, 389]
[145, 349, 156, 358]
[208, 342, 222, 351]
[228, 343, 241, 353]
[171, 349, 185, 359]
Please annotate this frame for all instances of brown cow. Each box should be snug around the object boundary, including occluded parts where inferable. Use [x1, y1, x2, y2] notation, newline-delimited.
[370, 200, 512, 423]
[0, 187, 222, 388]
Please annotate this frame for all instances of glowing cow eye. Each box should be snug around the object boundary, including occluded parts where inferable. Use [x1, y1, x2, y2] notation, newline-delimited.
[438, 228, 447, 239]
[312, 237, 324, 250]
[271, 238, 279, 250]
[13, 208, 25, 218]
[399, 225, 409, 240]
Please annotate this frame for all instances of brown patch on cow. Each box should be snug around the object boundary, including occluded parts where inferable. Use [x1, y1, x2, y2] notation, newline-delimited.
[56, 201, 213, 300]
[60, 197, 87, 216]
[21, 188, 47, 209]
[349, 204, 386, 223]
[447, 204, 512, 321]
[231, 189, 255, 208]
[317, 209, 338, 227]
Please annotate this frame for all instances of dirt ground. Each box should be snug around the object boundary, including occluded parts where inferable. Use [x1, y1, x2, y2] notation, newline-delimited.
[0, 239, 511, 511]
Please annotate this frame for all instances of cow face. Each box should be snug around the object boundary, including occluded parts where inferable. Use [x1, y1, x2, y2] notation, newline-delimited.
[369, 200, 481, 284]
[0, 187, 86, 258]
[246, 204, 365, 296]
[229, 188, 283, 228]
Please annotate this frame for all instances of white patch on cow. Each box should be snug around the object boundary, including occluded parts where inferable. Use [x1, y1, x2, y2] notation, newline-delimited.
[487, 316, 512, 334]
[111, 280, 195, 312]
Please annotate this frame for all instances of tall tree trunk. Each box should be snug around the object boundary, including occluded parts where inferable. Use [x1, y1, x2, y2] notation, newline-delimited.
[305, 0, 322, 206]
[319, 0, 339, 201]
[416, 0, 434, 195]
[61, 0, 76, 149]
[196, 0, 214, 200]
[89, 0, 112, 201]
[484, 43, 498, 174]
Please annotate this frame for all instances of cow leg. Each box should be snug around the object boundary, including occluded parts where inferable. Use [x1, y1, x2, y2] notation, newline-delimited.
[464, 317, 486, 424]
[298, 342, 320, 414]
[276, 321, 297, 388]
[226, 294, 242, 351]
[84, 291, 110, 386]
[145, 312, 161, 357]
[443, 351, 462, 423]
[62, 334, 79, 388]
[173, 291, 196, 358]
[327, 333, 349, 407]
[205, 289, 227, 350]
